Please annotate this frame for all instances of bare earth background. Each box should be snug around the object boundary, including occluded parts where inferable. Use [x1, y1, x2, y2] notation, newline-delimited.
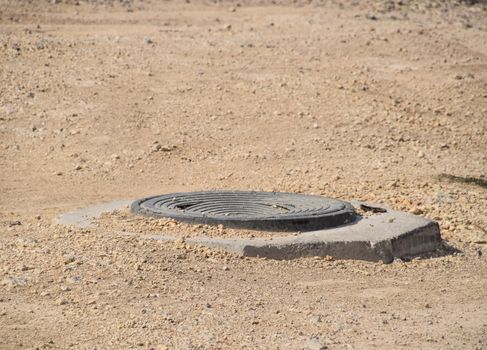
[1, 0, 487, 349]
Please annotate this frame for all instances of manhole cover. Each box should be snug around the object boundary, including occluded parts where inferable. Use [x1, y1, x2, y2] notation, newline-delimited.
[131, 191, 356, 231]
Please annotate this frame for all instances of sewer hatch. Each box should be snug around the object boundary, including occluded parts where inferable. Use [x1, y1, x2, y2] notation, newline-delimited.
[131, 191, 356, 231]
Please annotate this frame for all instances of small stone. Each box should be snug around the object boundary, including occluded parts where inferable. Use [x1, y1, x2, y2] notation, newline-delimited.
[56, 298, 68, 305]
[35, 40, 46, 50]
[66, 276, 81, 284]
[144, 38, 153, 44]
[160, 145, 175, 152]
[222, 266, 229, 271]
[411, 207, 424, 215]
[309, 315, 321, 325]
[8, 220, 21, 227]
[417, 150, 425, 158]
[151, 144, 162, 152]
[63, 255, 76, 264]
[1, 276, 28, 288]
[305, 336, 327, 350]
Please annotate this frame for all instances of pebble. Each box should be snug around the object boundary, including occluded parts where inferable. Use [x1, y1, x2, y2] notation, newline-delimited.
[160, 146, 175, 152]
[309, 315, 322, 325]
[151, 144, 162, 152]
[411, 207, 424, 215]
[63, 255, 76, 264]
[56, 298, 68, 305]
[1, 276, 28, 288]
[60, 285, 71, 292]
[305, 336, 327, 350]
[66, 276, 81, 284]
[8, 220, 21, 227]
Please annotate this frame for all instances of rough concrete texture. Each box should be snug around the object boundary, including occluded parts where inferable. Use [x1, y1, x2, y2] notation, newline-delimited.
[56, 200, 442, 263]
[56, 200, 133, 228]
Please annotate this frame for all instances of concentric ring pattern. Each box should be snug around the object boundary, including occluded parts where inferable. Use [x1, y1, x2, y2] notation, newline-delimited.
[131, 191, 356, 231]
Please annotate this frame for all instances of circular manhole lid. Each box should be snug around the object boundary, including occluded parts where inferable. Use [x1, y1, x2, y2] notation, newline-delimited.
[131, 191, 356, 231]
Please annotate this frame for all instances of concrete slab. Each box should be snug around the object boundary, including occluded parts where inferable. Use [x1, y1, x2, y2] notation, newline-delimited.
[55, 200, 133, 228]
[55, 200, 442, 263]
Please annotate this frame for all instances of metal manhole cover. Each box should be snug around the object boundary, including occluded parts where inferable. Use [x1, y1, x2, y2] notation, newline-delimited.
[131, 191, 356, 231]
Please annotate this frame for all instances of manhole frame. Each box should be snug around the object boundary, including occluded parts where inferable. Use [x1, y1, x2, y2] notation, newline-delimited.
[131, 191, 357, 232]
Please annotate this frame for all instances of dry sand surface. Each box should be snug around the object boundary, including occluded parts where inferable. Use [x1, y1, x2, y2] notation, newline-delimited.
[1, 0, 487, 349]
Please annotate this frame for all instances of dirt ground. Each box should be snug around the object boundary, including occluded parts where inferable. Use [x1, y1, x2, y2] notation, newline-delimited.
[1, 0, 487, 349]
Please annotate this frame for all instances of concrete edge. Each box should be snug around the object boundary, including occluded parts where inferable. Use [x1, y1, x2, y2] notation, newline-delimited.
[54, 200, 133, 228]
[54, 199, 443, 262]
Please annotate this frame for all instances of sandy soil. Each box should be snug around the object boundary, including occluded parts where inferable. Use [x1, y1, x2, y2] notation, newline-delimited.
[1, 0, 487, 349]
